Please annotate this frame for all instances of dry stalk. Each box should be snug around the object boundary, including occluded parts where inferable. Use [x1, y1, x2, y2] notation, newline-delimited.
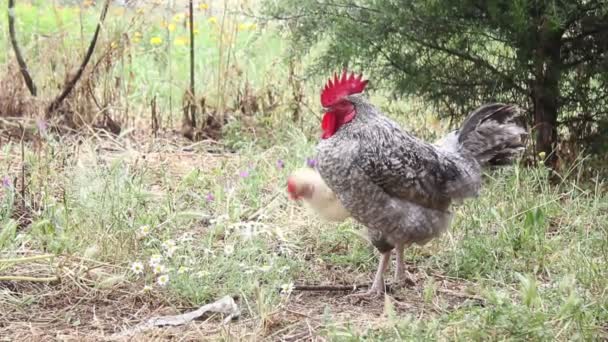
[45, 0, 111, 118]
[7, 0, 37, 96]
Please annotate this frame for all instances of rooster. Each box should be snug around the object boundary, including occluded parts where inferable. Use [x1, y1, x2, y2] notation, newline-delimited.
[289, 71, 526, 298]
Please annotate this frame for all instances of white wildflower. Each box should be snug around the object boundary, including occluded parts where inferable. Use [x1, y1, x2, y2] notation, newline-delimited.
[157, 274, 169, 286]
[149, 254, 163, 267]
[130, 261, 144, 275]
[139, 225, 151, 237]
[224, 244, 235, 256]
[280, 283, 294, 296]
[162, 239, 176, 250]
[142, 285, 153, 293]
[164, 245, 178, 258]
[153, 264, 167, 275]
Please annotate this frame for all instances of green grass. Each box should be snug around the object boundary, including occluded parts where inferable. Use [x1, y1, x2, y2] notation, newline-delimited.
[1, 1, 607, 341]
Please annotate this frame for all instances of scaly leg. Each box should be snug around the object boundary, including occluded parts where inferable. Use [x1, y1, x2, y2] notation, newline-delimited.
[347, 251, 391, 299]
[394, 243, 415, 286]
[394, 243, 405, 282]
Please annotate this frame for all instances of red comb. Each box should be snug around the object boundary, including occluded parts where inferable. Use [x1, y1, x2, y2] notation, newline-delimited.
[320, 70, 368, 108]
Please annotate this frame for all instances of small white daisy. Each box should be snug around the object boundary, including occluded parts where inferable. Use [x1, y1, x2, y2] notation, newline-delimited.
[224, 244, 235, 256]
[142, 285, 153, 293]
[164, 245, 178, 258]
[280, 283, 295, 296]
[161, 239, 176, 250]
[153, 264, 167, 275]
[130, 261, 144, 275]
[157, 274, 169, 286]
[139, 225, 151, 237]
[149, 254, 162, 267]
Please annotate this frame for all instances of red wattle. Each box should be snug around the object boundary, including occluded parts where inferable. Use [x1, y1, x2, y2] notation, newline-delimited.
[321, 112, 337, 139]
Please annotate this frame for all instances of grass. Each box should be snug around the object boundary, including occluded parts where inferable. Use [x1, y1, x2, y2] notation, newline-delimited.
[1, 1, 607, 341]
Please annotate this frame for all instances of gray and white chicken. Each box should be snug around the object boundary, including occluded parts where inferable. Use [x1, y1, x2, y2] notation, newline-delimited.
[290, 71, 527, 298]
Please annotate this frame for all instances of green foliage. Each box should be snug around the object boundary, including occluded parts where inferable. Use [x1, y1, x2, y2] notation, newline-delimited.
[263, 0, 608, 160]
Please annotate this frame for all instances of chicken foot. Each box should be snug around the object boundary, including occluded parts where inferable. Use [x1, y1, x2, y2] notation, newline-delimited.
[346, 251, 390, 299]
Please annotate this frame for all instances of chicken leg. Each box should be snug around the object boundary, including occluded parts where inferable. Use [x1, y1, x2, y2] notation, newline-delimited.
[347, 251, 390, 299]
[394, 243, 415, 286]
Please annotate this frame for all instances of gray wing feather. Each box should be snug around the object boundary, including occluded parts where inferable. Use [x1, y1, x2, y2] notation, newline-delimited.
[351, 125, 466, 211]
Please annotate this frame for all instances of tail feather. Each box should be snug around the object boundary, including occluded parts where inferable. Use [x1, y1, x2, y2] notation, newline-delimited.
[438, 103, 527, 167]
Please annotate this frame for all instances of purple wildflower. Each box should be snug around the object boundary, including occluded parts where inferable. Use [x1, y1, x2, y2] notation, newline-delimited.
[239, 170, 250, 178]
[36, 119, 48, 135]
[1, 176, 11, 188]
[306, 158, 317, 168]
[276, 159, 284, 169]
[206, 193, 215, 202]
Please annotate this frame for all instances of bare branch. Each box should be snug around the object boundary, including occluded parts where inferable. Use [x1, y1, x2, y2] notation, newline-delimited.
[45, 0, 111, 118]
[8, 0, 37, 96]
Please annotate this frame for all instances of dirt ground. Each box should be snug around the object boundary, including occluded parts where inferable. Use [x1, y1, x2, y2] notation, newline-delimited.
[1, 256, 483, 341]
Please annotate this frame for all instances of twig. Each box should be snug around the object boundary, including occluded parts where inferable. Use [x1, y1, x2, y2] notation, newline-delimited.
[45, 0, 111, 118]
[19, 123, 25, 214]
[188, 0, 196, 128]
[0, 275, 58, 282]
[8, 0, 37, 96]
[291, 284, 370, 292]
[0, 254, 55, 264]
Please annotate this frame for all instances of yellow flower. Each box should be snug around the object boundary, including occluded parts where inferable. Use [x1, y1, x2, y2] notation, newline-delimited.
[538, 151, 546, 159]
[193, 29, 200, 35]
[167, 23, 176, 32]
[150, 36, 163, 45]
[174, 36, 188, 46]
[198, 3, 209, 10]
[132, 31, 142, 43]
[173, 13, 184, 22]
[208, 16, 217, 24]
[238, 23, 257, 31]
[110, 41, 118, 49]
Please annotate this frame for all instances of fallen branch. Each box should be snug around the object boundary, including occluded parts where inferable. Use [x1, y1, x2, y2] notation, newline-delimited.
[7, 0, 37, 96]
[45, 0, 111, 118]
[291, 284, 370, 292]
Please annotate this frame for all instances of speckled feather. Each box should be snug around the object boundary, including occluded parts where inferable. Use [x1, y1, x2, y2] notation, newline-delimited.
[315, 94, 526, 252]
